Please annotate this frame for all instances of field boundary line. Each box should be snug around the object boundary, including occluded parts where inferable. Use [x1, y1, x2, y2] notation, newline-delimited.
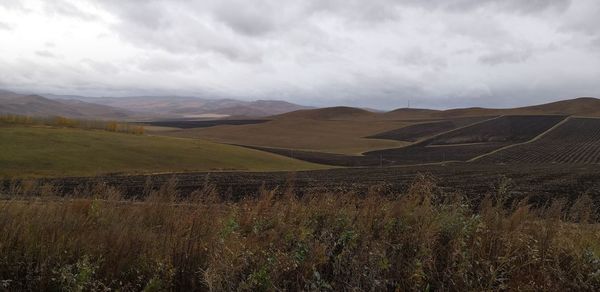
[364, 115, 505, 154]
[467, 116, 571, 162]
[412, 115, 504, 146]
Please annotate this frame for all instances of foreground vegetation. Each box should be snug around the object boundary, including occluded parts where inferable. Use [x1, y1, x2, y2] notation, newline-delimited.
[1, 177, 600, 290]
[0, 126, 324, 177]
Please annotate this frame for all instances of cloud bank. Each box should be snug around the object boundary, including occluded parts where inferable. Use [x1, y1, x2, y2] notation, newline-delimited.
[0, 0, 598, 109]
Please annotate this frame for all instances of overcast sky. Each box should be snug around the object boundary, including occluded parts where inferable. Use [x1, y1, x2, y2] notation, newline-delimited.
[0, 0, 599, 109]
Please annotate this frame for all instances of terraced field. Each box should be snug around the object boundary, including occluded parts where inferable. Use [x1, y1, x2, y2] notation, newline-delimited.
[366, 142, 507, 165]
[367, 117, 487, 142]
[250, 115, 567, 166]
[428, 115, 566, 145]
[478, 117, 600, 164]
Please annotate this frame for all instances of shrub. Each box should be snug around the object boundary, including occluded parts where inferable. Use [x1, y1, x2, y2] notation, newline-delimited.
[0, 178, 599, 290]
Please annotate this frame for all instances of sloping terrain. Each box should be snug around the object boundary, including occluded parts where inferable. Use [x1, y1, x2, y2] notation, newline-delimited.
[367, 117, 487, 142]
[0, 125, 324, 177]
[431, 97, 600, 118]
[0, 91, 134, 119]
[380, 108, 441, 120]
[142, 119, 269, 129]
[44, 94, 312, 118]
[427, 115, 566, 145]
[245, 115, 567, 166]
[368, 115, 566, 164]
[268, 97, 600, 122]
[272, 106, 378, 120]
[157, 117, 410, 154]
[477, 117, 600, 164]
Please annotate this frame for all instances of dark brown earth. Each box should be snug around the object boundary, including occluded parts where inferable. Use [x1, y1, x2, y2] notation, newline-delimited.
[366, 117, 487, 142]
[478, 117, 600, 164]
[12, 163, 600, 204]
[243, 115, 567, 166]
[4, 114, 600, 204]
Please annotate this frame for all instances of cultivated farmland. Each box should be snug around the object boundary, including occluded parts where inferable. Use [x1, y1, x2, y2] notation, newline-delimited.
[427, 115, 566, 145]
[367, 116, 487, 142]
[478, 117, 600, 164]
[248, 115, 568, 166]
[159, 118, 410, 154]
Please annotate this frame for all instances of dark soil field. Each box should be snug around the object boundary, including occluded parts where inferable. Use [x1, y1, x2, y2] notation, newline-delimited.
[478, 117, 600, 164]
[245, 115, 567, 166]
[427, 115, 565, 145]
[366, 142, 510, 164]
[14, 163, 600, 204]
[142, 119, 269, 129]
[367, 117, 487, 142]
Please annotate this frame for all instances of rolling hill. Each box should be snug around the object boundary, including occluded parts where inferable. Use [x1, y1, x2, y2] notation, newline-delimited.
[0, 90, 134, 119]
[265, 97, 600, 122]
[381, 108, 441, 120]
[43, 94, 312, 118]
[430, 97, 600, 118]
[156, 117, 410, 154]
[272, 96, 600, 121]
[0, 125, 325, 177]
[272, 106, 377, 120]
[156, 97, 600, 155]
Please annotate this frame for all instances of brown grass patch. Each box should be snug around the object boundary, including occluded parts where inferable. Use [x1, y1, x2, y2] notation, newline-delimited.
[1, 177, 600, 290]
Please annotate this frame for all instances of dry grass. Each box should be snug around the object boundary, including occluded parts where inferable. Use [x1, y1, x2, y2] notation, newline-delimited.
[157, 118, 410, 154]
[1, 177, 600, 291]
[0, 114, 144, 135]
[0, 126, 325, 178]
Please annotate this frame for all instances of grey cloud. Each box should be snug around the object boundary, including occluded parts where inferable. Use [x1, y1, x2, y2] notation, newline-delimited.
[305, 0, 402, 23]
[43, 0, 98, 20]
[478, 50, 533, 65]
[135, 54, 211, 73]
[2, 0, 600, 109]
[213, 1, 278, 36]
[389, 49, 448, 71]
[402, 0, 571, 14]
[557, 1, 600, 51]
[97, 1, 266, 62]
[559, 1, 600, 35]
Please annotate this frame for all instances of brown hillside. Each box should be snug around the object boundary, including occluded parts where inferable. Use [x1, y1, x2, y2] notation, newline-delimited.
[381, 108, 441, 120]
[272, 106, 377, 120]
[432, 97, 600, 118]
[519, 97, 600, 116]
[0, 90, 134, 119]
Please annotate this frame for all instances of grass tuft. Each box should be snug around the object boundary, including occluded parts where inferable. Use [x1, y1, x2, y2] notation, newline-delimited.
[1, 178, 600, 290]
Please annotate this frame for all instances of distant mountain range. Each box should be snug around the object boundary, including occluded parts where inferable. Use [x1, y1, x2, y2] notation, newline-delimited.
[42, 94, 313, 119]
[2, 88, 599, 121]
[0, 90, 133, 119]
[273, 97, 600, 121]
[0, 90, 312, 120]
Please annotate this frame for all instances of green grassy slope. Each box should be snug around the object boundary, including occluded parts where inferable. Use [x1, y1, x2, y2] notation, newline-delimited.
[0, 126, 326, 177]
